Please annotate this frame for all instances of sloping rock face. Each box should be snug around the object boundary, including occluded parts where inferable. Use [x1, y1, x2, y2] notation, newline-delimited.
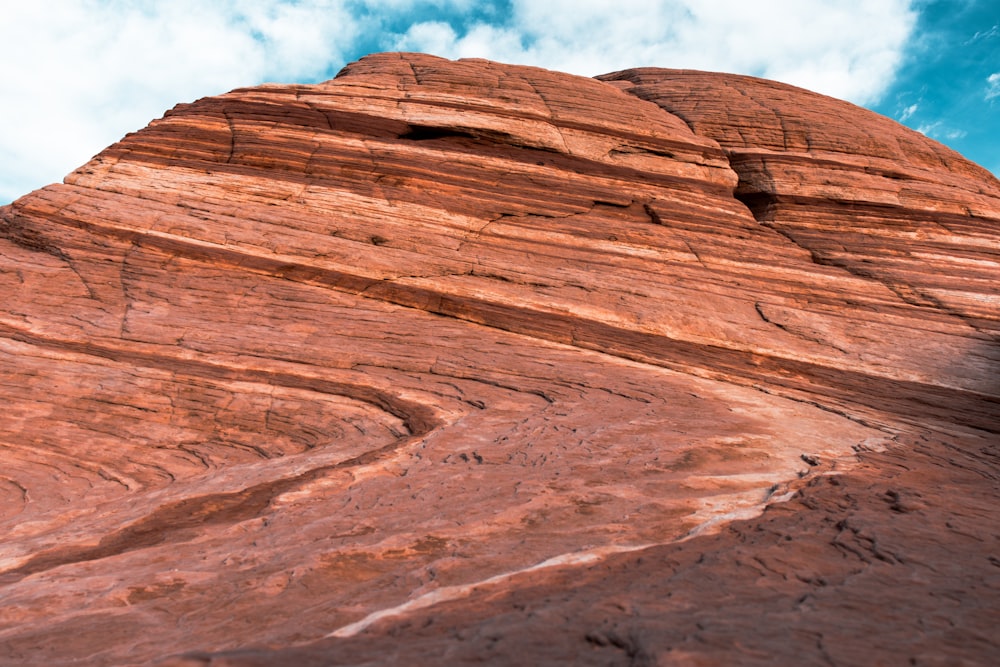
[0, 53, 997, 666]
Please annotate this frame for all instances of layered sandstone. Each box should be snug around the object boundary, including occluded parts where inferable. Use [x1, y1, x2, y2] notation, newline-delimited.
[0, 53, 997, 666]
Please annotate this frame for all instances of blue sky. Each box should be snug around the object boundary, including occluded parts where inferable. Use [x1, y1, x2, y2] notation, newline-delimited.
[869, 1, 999, 175]
[1, 0, 997, 204]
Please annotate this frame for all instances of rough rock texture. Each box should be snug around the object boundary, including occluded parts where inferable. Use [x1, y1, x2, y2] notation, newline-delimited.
[0, 53, 997, 666]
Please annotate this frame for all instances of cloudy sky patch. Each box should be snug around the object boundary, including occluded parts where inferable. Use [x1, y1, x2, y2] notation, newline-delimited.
[1, 0, 997, 203]
[987, 72, 1000, 100]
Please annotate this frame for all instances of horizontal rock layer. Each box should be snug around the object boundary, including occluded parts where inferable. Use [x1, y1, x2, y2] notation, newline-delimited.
[0, 53, 997, 666]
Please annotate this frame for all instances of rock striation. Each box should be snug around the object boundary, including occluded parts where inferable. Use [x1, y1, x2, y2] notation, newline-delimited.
[0, 53, 997, 666]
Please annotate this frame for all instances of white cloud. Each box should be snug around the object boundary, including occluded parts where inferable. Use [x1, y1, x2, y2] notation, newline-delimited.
[916, 121, 939, 135]
[917, 121, 967, 141]
[987, 72, 1000, 100]
[965, 24, 999, 45]
[899, 103, 919, 121]
[1, 0, 920, 203]
[398, 0, 918, 104]
[0, 0, 359, 203]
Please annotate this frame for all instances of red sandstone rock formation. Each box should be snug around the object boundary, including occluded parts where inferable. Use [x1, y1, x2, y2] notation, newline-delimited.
[0, 53, 997, 666]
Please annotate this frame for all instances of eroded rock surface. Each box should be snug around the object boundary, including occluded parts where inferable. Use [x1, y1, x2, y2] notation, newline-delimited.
[0, 53, 997, 666]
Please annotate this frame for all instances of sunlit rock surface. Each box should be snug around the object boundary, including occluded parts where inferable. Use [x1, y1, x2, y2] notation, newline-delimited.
[0, 53, 997, 666]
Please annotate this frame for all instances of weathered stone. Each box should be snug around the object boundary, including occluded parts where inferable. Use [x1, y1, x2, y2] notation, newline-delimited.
[0, 53, 997, 666]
